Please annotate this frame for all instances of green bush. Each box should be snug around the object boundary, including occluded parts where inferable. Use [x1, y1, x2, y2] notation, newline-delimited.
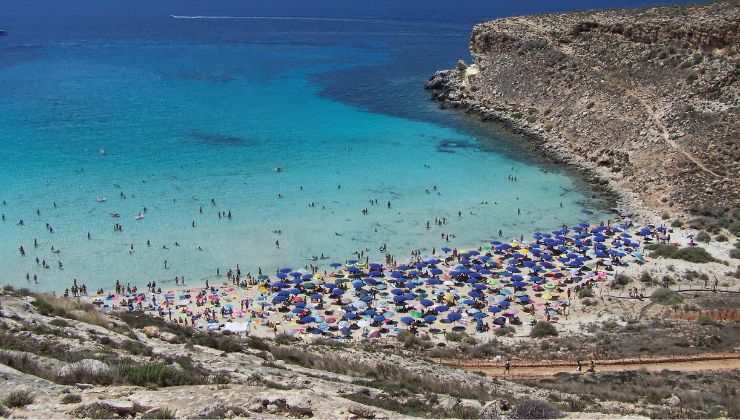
[670, 220, 683, 228]
[61, 394, 82, 404]
[650, 288, 683, 306]
[613, 274, 631, 288]
[639, 272, 653, 284]
[141, 407, 177, 419]
[117, 361, 205, 388]
[646, 244, 716, 263]
[696, 231, 711, 242]
[495, 326, 515, 336]
[397, 331, 432, 349]
[530, 321, 558, 338]
[3, 390, 34, 408]
[511, 399, 563, 419]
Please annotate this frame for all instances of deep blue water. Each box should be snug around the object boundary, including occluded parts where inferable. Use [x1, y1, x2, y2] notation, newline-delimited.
[0, 1, 696, 292]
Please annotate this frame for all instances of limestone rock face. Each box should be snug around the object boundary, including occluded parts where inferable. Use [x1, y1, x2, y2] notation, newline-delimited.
[427, 0, 740, 216]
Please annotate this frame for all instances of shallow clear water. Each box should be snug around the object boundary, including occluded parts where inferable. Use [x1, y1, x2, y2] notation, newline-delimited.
[0, 17, 614, 292]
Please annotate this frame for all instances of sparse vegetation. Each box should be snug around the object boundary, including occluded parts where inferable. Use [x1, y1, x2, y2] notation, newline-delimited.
[639, 271, 653, 284]
[3, 390, 34, 408]
[61, 394, 82, 404]
[696, 231, 711, 243]
[141, 407, 177, 419]
[650, 288, 683, 306]
[646, 244, 716, 263]
[530, 321, 558, 338]
[511, 399, 562, 419]
[495, 326, 516, 336]
[612, 273, 631, 288]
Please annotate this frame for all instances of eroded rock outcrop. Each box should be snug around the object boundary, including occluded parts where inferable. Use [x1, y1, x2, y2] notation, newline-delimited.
[428, 1, 740, 217]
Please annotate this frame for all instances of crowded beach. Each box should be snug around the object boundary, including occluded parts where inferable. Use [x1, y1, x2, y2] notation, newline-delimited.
[75, 218, 699, 341]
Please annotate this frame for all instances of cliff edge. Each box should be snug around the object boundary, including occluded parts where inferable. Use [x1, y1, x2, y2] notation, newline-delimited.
[427, 0, 739, 220]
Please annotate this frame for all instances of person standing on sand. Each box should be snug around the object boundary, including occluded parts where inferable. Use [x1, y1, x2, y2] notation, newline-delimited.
[504, 359, 511, 376]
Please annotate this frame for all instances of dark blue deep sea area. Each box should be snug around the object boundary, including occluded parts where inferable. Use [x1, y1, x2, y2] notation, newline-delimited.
[0, 0, 697, 291]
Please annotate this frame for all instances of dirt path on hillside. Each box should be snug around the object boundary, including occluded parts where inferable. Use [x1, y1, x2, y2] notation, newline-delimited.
[623, 87, 723, 179]
[439, 353, 740, 379]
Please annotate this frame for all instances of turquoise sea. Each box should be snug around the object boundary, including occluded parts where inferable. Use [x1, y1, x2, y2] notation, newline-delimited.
[0, 5, 681, 292]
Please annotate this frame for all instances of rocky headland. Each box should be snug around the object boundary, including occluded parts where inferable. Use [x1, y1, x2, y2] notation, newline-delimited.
[427, 0, 740, 223]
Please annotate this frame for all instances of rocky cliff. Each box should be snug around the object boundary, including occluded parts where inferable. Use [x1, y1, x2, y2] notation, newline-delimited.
[427, 0, 740, 219]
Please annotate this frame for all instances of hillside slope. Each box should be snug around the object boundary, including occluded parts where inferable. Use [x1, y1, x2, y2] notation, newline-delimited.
[427, 0, 739, 218]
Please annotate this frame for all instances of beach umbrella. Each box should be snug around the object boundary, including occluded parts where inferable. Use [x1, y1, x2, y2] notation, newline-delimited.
[447, 312, 462, 322]
[400, 316, 415, 325]
[352, 279, 365, 289]
[279, 267, 292, 273]
[420, 298, 434, 307]
[299, 315, 315, 324]
[441, 247, 452, 253]
[489, 305, 502, 313]
[410, 310, 423, 318]
[423, 315, 437, 324]
[434, 304, 449, 313]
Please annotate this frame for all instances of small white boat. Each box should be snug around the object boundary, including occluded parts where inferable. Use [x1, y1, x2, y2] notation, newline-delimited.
[96, 197, 107, 203]
[135, 213, 145, 220]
